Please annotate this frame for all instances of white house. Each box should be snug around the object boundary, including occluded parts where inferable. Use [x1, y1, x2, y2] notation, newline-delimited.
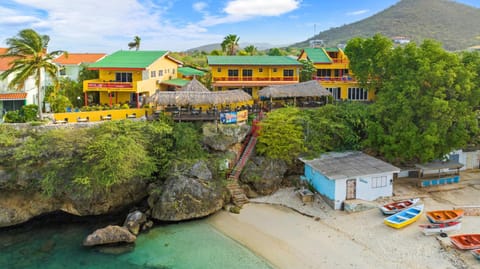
[301, 151, 400, 210]
[0, 48, 38, 118]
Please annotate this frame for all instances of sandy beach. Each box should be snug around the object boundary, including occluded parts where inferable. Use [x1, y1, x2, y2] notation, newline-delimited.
[208, 171, 480, 269]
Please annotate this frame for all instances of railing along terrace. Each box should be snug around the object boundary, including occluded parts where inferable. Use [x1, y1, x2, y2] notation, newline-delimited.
[216, 76, 298, 82]
[87, 80, 134, 89]
[313, 76, 354, 82]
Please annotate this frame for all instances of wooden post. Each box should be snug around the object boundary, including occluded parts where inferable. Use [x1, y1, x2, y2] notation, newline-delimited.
[84, 92, 88, 107]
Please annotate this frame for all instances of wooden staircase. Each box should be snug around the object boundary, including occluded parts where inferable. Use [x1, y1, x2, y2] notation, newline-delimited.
[226, 135, 257, 206]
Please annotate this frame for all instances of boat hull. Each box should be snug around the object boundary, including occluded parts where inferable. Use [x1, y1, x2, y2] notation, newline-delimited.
[450, 234, 480, 250]
[419, 221, 461, 235]
[379, 198, 420, 215]
[426, 209, 464, 224]
[472, 249, 480, 260]
[384, 204, 424, 229]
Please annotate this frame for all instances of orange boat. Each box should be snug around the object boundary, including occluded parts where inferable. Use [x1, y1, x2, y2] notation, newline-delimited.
[426, 209, 464, 224]
[450, 234, 480, 250]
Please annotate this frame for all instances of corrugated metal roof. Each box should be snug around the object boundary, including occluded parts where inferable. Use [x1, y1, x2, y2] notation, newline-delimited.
[0, 92, 28, 100]
[302, 48, 332, 63]
[301, 151, 400, 180]
[89, 50, 168, 69]
[207, 56, 301, 66]
[53, 53, 106, 65]
[178, 67, 206, 76]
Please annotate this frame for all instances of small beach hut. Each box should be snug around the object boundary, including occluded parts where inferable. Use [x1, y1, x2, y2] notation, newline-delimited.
[300, 151, 400, 210]
[258, 80, 331, 107]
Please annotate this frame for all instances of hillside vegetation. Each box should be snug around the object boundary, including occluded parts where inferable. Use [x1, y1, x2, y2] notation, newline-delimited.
[292, 0, 480, 51]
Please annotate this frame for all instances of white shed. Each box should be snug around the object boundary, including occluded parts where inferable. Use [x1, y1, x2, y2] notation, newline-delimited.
[301, 151, 400, 210]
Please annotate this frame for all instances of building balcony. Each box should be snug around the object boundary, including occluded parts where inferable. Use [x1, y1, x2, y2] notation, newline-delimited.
[84, 79, 134, 92]
[214, 76, 298, 82]
[313, 76, 356, 82]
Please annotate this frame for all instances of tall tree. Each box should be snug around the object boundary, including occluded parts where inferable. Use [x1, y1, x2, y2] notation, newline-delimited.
[221, 34, 240, 55]
[128, 36, 141, 51]
[244, 45, 257, 56]
[298, 59, 315, 82]
[256, 107, 305, 163]
[359, 38, 480, 164]
[0, 29, 65, 120]
[344, 33, 393, 92]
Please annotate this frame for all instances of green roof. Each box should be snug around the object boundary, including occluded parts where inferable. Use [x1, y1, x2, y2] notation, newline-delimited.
[89, 50, 168, 69]
[207, 56, 301, 66]
[302, 48, 332, 64]
[325, 47, 340, 52]
[161, 78, 190, 87]
[178, 67, 206, 76]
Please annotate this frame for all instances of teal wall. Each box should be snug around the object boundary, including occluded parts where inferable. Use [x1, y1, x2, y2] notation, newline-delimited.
[304, 165, 335, 200]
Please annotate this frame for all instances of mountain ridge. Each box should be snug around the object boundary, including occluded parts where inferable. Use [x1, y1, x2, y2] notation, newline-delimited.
[292, 0, 480, 51]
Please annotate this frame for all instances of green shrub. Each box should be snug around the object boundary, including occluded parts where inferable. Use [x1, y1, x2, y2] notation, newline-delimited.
[4, 111, 23, 123]
[22, 104, 38, 122]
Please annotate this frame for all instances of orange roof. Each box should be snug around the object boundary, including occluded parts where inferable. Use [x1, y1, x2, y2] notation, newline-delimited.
[0, 48, 16, 71]
[53, 53, 106, 65]
[0, 92, 27, 100]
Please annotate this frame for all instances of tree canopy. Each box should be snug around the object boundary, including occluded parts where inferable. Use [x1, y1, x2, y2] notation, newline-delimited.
[0, 29, 65, 119]
[346, 35, 480, 164]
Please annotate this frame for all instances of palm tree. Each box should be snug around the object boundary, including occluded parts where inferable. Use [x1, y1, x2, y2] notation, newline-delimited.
[128, 36, 141, 51]
[221, 34, 240, 55]
[0, 29, 65, 120]
[244, 45, 257, 56]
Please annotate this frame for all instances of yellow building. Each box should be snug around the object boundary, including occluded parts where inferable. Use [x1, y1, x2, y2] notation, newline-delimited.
[83, 50, 182, 108]
[207, 56, 301, 101]
[298, 48, 374, 101]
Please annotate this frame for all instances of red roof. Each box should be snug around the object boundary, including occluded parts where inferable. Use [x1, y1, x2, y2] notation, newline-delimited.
[53, 53, 106, 65]
[0, 48, 16, 71]
[0, 92, 27, 100]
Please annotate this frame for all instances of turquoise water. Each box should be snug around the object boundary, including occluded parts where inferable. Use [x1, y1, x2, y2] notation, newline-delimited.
[0, 218, 272, 269]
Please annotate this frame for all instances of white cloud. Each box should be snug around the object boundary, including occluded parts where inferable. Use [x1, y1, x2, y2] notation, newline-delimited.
[224, 0, 300, 16]
[346, 9, 369, 16]
[0, 0, 222, 52]
[193, 2, 207, 12]
[199, 0, 301, 26]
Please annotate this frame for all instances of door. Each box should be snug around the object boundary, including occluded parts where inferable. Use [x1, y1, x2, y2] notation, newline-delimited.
[346, 179, 356, 200]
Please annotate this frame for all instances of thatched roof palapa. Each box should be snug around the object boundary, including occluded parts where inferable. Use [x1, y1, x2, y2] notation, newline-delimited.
[178, 77, 210, 92]
[147, 78, 252, 106]
[258, 80, 331, 98]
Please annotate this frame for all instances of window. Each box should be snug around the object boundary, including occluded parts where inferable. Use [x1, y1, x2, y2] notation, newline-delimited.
[347, 88, 368, 101]
[217, 67, 221, 72]
[242, 69, 252, 78]
[115, 72, 132, 82]
[334, 69, 340, 77]
[173, 69, 176, 74]
[283, 69, 294, 77]
[150, 70, 156, 78]
[259, 68, 263, 72]
[316, 69, 331, 77]
[158, 70, 163, 76]
[59, 67, 66, 76]
[228, 69, 238, 77]
[326, 87, 341, 100]
[273, 68, 277, 72]
[372, 176, 388, 188]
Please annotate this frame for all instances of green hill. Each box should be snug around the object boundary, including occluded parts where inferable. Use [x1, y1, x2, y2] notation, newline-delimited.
[292, 0, 480, 51]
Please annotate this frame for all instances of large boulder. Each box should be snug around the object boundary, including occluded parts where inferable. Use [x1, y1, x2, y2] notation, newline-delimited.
[148, 175, 224, 221]
[188, 160, 213, 181]
[202, 123, 250, 151]
[83, 225, 136, 246]
[240, 156, 287, 195]
[0, 179, 149, 228]
[123, 210, 148, 235]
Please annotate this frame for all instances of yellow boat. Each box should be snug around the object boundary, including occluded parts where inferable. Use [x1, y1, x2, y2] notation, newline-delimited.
[384, 204, 424, 229]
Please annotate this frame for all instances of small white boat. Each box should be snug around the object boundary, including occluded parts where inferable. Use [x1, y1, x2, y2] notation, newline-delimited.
[419, 221, 461, 235]
[379, 198, 420, 215]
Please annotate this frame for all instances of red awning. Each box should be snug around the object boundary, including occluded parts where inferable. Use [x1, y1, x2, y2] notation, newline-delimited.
[0, 93, 28, 100]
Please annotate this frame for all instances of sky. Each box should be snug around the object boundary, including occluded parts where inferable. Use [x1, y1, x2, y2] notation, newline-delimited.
[0, 0, 479, 53]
